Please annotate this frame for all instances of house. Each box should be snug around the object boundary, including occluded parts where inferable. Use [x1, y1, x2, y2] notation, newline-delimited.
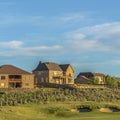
[0, 65, 34, 88]
[114, 77, 120, 84]
[75, 72, 105, 84]
[33, 61, 74, 87]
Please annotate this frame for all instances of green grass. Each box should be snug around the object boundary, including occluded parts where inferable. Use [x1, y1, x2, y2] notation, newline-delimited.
[0, 102, 120, 120]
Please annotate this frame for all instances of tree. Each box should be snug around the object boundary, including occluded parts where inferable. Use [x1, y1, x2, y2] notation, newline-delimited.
[105, 75, 118, 87]
[93, 77, 99, 85]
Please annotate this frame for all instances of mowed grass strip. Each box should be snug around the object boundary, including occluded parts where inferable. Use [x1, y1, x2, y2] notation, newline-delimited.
[0, 102, 120, 120]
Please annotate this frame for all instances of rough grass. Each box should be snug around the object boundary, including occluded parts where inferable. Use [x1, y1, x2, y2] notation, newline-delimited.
[0, 102, 120, 120]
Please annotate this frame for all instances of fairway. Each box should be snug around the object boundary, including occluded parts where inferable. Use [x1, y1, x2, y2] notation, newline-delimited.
[0, 102, 120, 120]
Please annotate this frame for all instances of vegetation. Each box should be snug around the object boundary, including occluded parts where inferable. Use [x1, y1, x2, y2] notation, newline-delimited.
[0, 102, 120, 120]
[0, 87, 120, 119]
[0, 87, 120, 106]
[93, 77, 100, 84]
[105, 75, 119, 87]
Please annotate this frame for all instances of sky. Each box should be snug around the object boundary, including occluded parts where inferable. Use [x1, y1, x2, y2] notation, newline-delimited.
[0, 0, 120, 77]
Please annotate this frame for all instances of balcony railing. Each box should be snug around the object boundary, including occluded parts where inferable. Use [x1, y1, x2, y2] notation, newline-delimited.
[53, 75, 66, 79]
[9, 79, 22, 82]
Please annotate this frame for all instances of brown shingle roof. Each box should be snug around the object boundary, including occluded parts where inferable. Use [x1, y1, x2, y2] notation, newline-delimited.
[77, 72, 105, 78]
[75, 75, 93, 84]
[0, 65, 31, 74]
[33, 61, 62, 71]
[45, 62, 62, 71]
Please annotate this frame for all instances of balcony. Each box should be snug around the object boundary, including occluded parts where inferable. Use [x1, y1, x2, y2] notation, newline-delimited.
[9, 79, 22, 83]
[53, 75, 66, 79]
[8, 75, 22, 83]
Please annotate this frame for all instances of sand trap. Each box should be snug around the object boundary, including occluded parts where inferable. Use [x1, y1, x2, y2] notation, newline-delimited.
[71, 108, 92, 113]
[79, 108, 92, 112]
[77, 108, 92, 112]
[71, 109, 79, 113]
[100, 108, 120, 112]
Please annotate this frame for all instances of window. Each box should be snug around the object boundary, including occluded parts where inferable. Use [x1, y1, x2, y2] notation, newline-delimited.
[46, 77, 48, 82]
[1, 76, 6, 80]
[53, 72, 57, 76]
[38, 71, 41, 75]
[1, 83, 5, 87]
[25, 83, 29, 86]
[41, 77, 44, 82]
[68, 74, 72, 83]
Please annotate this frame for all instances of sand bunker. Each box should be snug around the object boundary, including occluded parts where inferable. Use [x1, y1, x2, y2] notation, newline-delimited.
[100, 108, 120, 112]
[71, 108, 92, 113]
[71, 109, 79, 113]
[77, 108, 92, 112]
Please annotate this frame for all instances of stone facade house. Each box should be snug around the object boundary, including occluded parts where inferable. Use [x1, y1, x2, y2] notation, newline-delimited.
[0, 65, 34, 88]
[33, 61, 74, 87]
[75, 72, 105, 84]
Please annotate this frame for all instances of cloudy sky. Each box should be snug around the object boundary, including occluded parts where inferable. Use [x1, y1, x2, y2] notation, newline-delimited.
[0, 0, 120, 77]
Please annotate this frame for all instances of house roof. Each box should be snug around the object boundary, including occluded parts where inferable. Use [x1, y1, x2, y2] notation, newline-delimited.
[33, 61, 62, 71]
[0, 65, 31, 74]
[77, 72, 105, 78]
[93, 72, 105, 76]
[33, 62, 48, 71]
[45, 62, 62, 71]
[75, 75, 93, 84]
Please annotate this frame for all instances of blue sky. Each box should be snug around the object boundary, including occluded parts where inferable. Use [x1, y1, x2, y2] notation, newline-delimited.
[0, 0, 120, 77]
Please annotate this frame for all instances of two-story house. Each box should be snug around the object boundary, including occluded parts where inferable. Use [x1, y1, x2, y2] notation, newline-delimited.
[33, 61, 74, 87]
[0, 65, 34, 88]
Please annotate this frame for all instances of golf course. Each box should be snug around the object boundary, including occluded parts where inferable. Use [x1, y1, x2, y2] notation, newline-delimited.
[0, 102, 120, 120]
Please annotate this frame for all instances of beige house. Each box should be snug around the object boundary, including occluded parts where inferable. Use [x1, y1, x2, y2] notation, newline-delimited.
[75, 72, 105, 84]
[33, 61, 74, 87]
[0, 65, 34, 88]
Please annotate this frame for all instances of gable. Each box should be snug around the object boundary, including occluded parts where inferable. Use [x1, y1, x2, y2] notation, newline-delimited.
[60, 64, 74, 73]
[66, 65, 74, 73]
[0, 65, 31, 74]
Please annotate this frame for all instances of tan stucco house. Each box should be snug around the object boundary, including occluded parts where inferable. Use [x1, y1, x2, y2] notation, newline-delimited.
[33, 61, 74, 87]
[75, 72, 105, 84]
[0, 65, 34, 88]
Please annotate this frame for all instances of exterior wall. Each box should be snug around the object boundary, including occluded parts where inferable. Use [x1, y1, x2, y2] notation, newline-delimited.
[49, 70, 63, 84]
[0, 74, 9, 88]
[0, 74, 34, 88]
[65, 66, 74, 84]
[33, 71, 49, 86]
[33, 65, 74, 86]
[22, 74, 34, 88]
[94, 75, 105, 84]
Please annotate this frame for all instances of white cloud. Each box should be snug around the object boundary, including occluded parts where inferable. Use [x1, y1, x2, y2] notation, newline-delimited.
[0, 12, 92, 27]
[65, 22, 120, 53]
[0, 41, 23, 48]
[60, 13, 86, 22]
[0, 41, 62, 56]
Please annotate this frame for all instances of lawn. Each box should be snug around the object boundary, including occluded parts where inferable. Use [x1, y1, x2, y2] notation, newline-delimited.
[0, 102, 120, 120]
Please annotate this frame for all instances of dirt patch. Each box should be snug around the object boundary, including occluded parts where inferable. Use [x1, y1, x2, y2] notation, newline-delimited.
[100, 108, 120, 113]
